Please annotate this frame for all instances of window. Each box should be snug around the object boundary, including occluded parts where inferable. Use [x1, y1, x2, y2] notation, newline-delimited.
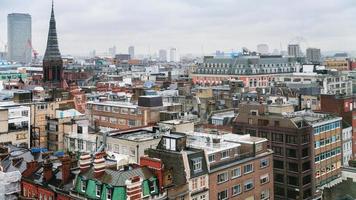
[192, 178, 198, 190]
[200, 176, 206, 187]
[192, 158, 202, 172]
[274, 159, 284, 169]
[288, 162, 298, 172]
[78, 140, 83, 150]
[208, 154, 215, 163]
[128, 119, 136, 127]
[303, 175, 311, 185]
[302, 161, 311, 171]
[221, 150, 229, 159]
[286, 135, 297, 144]
[232, 184, 241, 196]
[261, 189, 270, 200]
[244, 179, 254, 191]
[81, 180, 86, 192]
[302, 148, 309, 157]
[217, 190, 228, 200]
[272, 146, 283, 156]
[243, 163, 253, 174]
[260, 158, 269, 168]
[96, 185, 101, 197]
[217, 172, 228, 183]
[275, 173, 284, 183]
[118, 119, 126, 125]
[260, 174, 270, 184]
[287, 148, 297, 158]
[107, 188, 112, 200]
[231, 167, 241, 178]
[287, 176, 299, 186]
[272, 133, 283, 142]
[121, 108, 128, 114]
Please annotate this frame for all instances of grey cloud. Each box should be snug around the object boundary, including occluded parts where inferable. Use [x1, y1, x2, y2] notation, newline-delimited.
[1, 0, 356, 56]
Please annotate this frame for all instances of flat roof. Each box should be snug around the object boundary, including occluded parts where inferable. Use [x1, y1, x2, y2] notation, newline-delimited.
[87, 101, 137, 109]
[110, 130, 160, 142]
[185, 132, 240, 154]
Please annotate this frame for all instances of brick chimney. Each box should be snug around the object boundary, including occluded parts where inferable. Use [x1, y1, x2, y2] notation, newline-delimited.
[23, 161, 39, 177]
[79, 153, 91, 173]
[60, 156, 71, 184]
[43, 160, 53, 182]
[93, 152, 106, 178]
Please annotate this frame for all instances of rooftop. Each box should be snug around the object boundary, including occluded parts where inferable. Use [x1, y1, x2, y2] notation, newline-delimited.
[185, 132, 240, 154]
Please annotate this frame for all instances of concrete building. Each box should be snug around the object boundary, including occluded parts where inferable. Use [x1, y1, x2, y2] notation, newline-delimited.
[86, 96, 166, 131]
[159, 49, 167, 62]
[192, 55, 298, 90]
[63, 118, 98, 153]
[288, 44, 301, 58]
[47, 109, 84, 151]
[26, 98, 76, 148]
[257, 44, 269, 55]
[128, 46, 135, 59]
[0, 102, 30, 147]
[104, 127, 162, 164]
[306, 48, 321, 64]
[7, 13, 32, 64]
[234, 102, 343, 200]
[324, 59, 350, 71]
[276, 71, 353, 96]
[341, 123, 352, 166]
[169, 48, 177, 62]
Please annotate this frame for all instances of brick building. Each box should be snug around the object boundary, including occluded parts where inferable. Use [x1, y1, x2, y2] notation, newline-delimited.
[320, 94, 356, 159]
[234, 102, 343, 200]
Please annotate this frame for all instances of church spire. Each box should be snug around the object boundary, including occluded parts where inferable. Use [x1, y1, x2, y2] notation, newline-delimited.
[43, 0, 61, 61]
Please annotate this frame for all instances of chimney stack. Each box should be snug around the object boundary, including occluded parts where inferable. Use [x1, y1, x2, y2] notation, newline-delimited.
[23, 160, 39, 177]
[43, 160, 53, 182]
[94, 152, 106, 178]
[79, 153, 91, 173]
[60, 156, 71, 184]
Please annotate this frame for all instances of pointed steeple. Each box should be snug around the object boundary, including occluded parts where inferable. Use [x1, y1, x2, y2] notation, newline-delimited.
[43, 0, 61, 61]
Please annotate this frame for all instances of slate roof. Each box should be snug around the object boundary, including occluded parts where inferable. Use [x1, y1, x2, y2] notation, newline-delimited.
[80, 166, 154, 186]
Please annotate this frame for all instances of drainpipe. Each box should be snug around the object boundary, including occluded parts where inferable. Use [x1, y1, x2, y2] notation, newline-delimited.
[136, 144, 139, 164]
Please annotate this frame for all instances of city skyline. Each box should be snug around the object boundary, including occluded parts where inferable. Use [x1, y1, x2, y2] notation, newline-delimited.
[1, 0, 356, 56]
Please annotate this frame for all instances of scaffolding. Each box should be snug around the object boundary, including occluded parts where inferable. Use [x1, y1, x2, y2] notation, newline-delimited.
[0, 171, 21, 200]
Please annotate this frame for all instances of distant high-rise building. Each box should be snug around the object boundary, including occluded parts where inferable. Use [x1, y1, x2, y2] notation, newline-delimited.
[288, 44, 301, 57]
[170, 48, 177, 62]
[306, 48, 321, 64]
[257, 44, 269, 55]
[108, 46, 116, 57]
[128, 46, 135, 59]
[159, 49, 167, 62]
[7, 13, 32, 64]
[43, 2, 64, 88]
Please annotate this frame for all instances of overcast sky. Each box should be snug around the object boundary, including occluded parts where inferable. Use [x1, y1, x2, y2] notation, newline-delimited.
[1, 0, 356, 56]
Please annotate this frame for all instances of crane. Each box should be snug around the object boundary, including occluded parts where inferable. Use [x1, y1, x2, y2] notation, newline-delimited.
[27, 39, 39, 61]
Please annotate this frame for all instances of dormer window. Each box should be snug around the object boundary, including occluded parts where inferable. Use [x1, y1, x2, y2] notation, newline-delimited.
[96, 185, 101, 197]
[107, 188, 112, 200]
[81, 180, 86, 192]
[192, 158, 202, 172]
[221, 150, 229, 159]
[162, 137, 177, 151]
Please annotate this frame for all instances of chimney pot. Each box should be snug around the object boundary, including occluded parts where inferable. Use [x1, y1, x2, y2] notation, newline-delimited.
[60, 155, 71, 184]
[79, 153, 91, 173]
[43, 160, 53, 182]
[93, 152, 106, 178]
